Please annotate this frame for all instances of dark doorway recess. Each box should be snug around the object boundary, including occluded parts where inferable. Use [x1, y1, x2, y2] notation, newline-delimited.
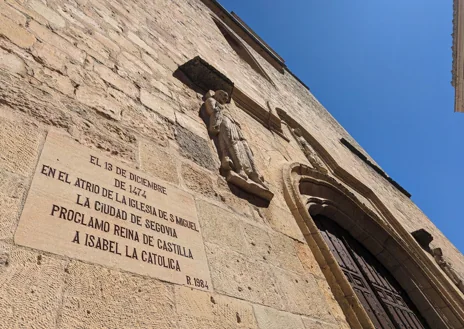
[314, 215, 430, 329]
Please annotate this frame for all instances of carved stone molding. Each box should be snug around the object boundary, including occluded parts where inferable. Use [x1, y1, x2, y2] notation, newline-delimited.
[282, 162, 464, 329]
[233, 87, 287, 140]
[288, 125, 328, 173]
[277, 110, 463, 311]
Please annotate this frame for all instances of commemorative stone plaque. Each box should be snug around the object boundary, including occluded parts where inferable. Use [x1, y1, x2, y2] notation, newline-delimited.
[15, 131, 212, 291]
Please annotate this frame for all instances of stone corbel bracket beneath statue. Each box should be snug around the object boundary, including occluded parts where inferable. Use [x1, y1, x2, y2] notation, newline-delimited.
[227, 171, 274, 201]
[178, 56, 287, 141]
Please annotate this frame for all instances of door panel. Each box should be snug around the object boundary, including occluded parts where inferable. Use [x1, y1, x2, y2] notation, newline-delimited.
[314, 215, 429, 329]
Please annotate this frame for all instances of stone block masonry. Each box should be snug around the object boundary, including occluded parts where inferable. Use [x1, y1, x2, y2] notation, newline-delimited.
[0, 0, 461, 328]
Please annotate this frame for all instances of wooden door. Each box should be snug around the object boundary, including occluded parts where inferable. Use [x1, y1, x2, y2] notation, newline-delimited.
[314, 215, 429, 329]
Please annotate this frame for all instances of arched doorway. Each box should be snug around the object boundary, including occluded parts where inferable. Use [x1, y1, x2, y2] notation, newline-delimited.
[314, 214, 429, 329]
[282, 163, 464, 328]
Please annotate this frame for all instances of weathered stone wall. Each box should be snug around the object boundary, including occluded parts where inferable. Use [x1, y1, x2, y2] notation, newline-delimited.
[0, 0, 461, 328]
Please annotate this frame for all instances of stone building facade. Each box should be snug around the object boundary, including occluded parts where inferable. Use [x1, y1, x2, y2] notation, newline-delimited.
[453, 0, 464, 112]
[0, 0, 463, 328]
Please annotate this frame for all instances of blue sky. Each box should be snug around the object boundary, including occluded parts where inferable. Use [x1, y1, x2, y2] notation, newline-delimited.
[219, 0, 464, 252]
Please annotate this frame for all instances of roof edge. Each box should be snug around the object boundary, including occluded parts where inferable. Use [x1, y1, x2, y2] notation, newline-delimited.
[200, 0, 311, 91]
[452, 0, 458, 87]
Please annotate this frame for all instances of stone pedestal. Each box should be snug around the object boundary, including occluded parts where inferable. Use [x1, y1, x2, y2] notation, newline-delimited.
[226, 171, 274, 201]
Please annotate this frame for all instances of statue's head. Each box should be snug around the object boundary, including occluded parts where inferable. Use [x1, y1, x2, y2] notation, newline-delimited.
[214, 90, 229, 105]
[293, 128, 303, 137]
[432, 248, 443, 257]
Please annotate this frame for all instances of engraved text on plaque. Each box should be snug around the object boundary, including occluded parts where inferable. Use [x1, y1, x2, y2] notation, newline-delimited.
[15, 131, 212, 291]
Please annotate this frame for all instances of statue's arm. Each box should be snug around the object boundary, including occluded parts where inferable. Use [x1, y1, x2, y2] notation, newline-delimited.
[204, 98, 221, 135]
[204, 98, 216, 115]
[209, 111, 221, 135]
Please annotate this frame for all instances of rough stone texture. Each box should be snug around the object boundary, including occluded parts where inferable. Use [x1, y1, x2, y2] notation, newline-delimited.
[0, 49, 27, 76]
[296, 242, 325, 279]
[0, 14, 36, 49]
[253, 305, 305, 329]
[28, 0, 66, 29]
[205, 242, 284, 310]
[273, 267, 335, 322]
[0, 112, 43, 176]
[197, 200, 250, 253]
[28, 21, 85, 64]
[0, 66, 138, 164]
[215, 185, 255, 219]
[59, 261, 177, 329]
[315, 277, 350, 325]
[139, 140, 179, 185]
[94, 62, 139, 99]
[0, 1, 27, 26]
[0, 242, 66, 329]
[127, 31, 158, 58]
[140, 88, 177, 122]
[261, 202, 305, 242]
[108, 30, 139, 54]
[302, 317, 341, 329]
[182, 162, 217, 198]
[0, 171, 26, 242]
[0, 0, 459, 327]
[197, 200, 305, 275]
[32, 65, 75, 97]
[175, 110, 209, 141]
[75, 85, 123, 121]
[176, 286, 258, 329]
[176, 124, 217, 170]
[243, 223, 304, 274]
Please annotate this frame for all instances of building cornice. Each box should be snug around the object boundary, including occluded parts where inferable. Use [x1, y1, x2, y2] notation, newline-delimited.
[452, 0, 464, 112]
[453, 0, 458, 88]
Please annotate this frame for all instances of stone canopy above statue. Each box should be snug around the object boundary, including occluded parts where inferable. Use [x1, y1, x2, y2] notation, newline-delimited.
[179, 56, 235, 101]
[178, 56, 285, 139]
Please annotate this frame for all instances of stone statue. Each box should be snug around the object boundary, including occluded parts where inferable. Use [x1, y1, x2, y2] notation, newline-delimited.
[203, 90, 273, 201]
[432, 248, 464, 293]
[291, 128, 327, 173]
